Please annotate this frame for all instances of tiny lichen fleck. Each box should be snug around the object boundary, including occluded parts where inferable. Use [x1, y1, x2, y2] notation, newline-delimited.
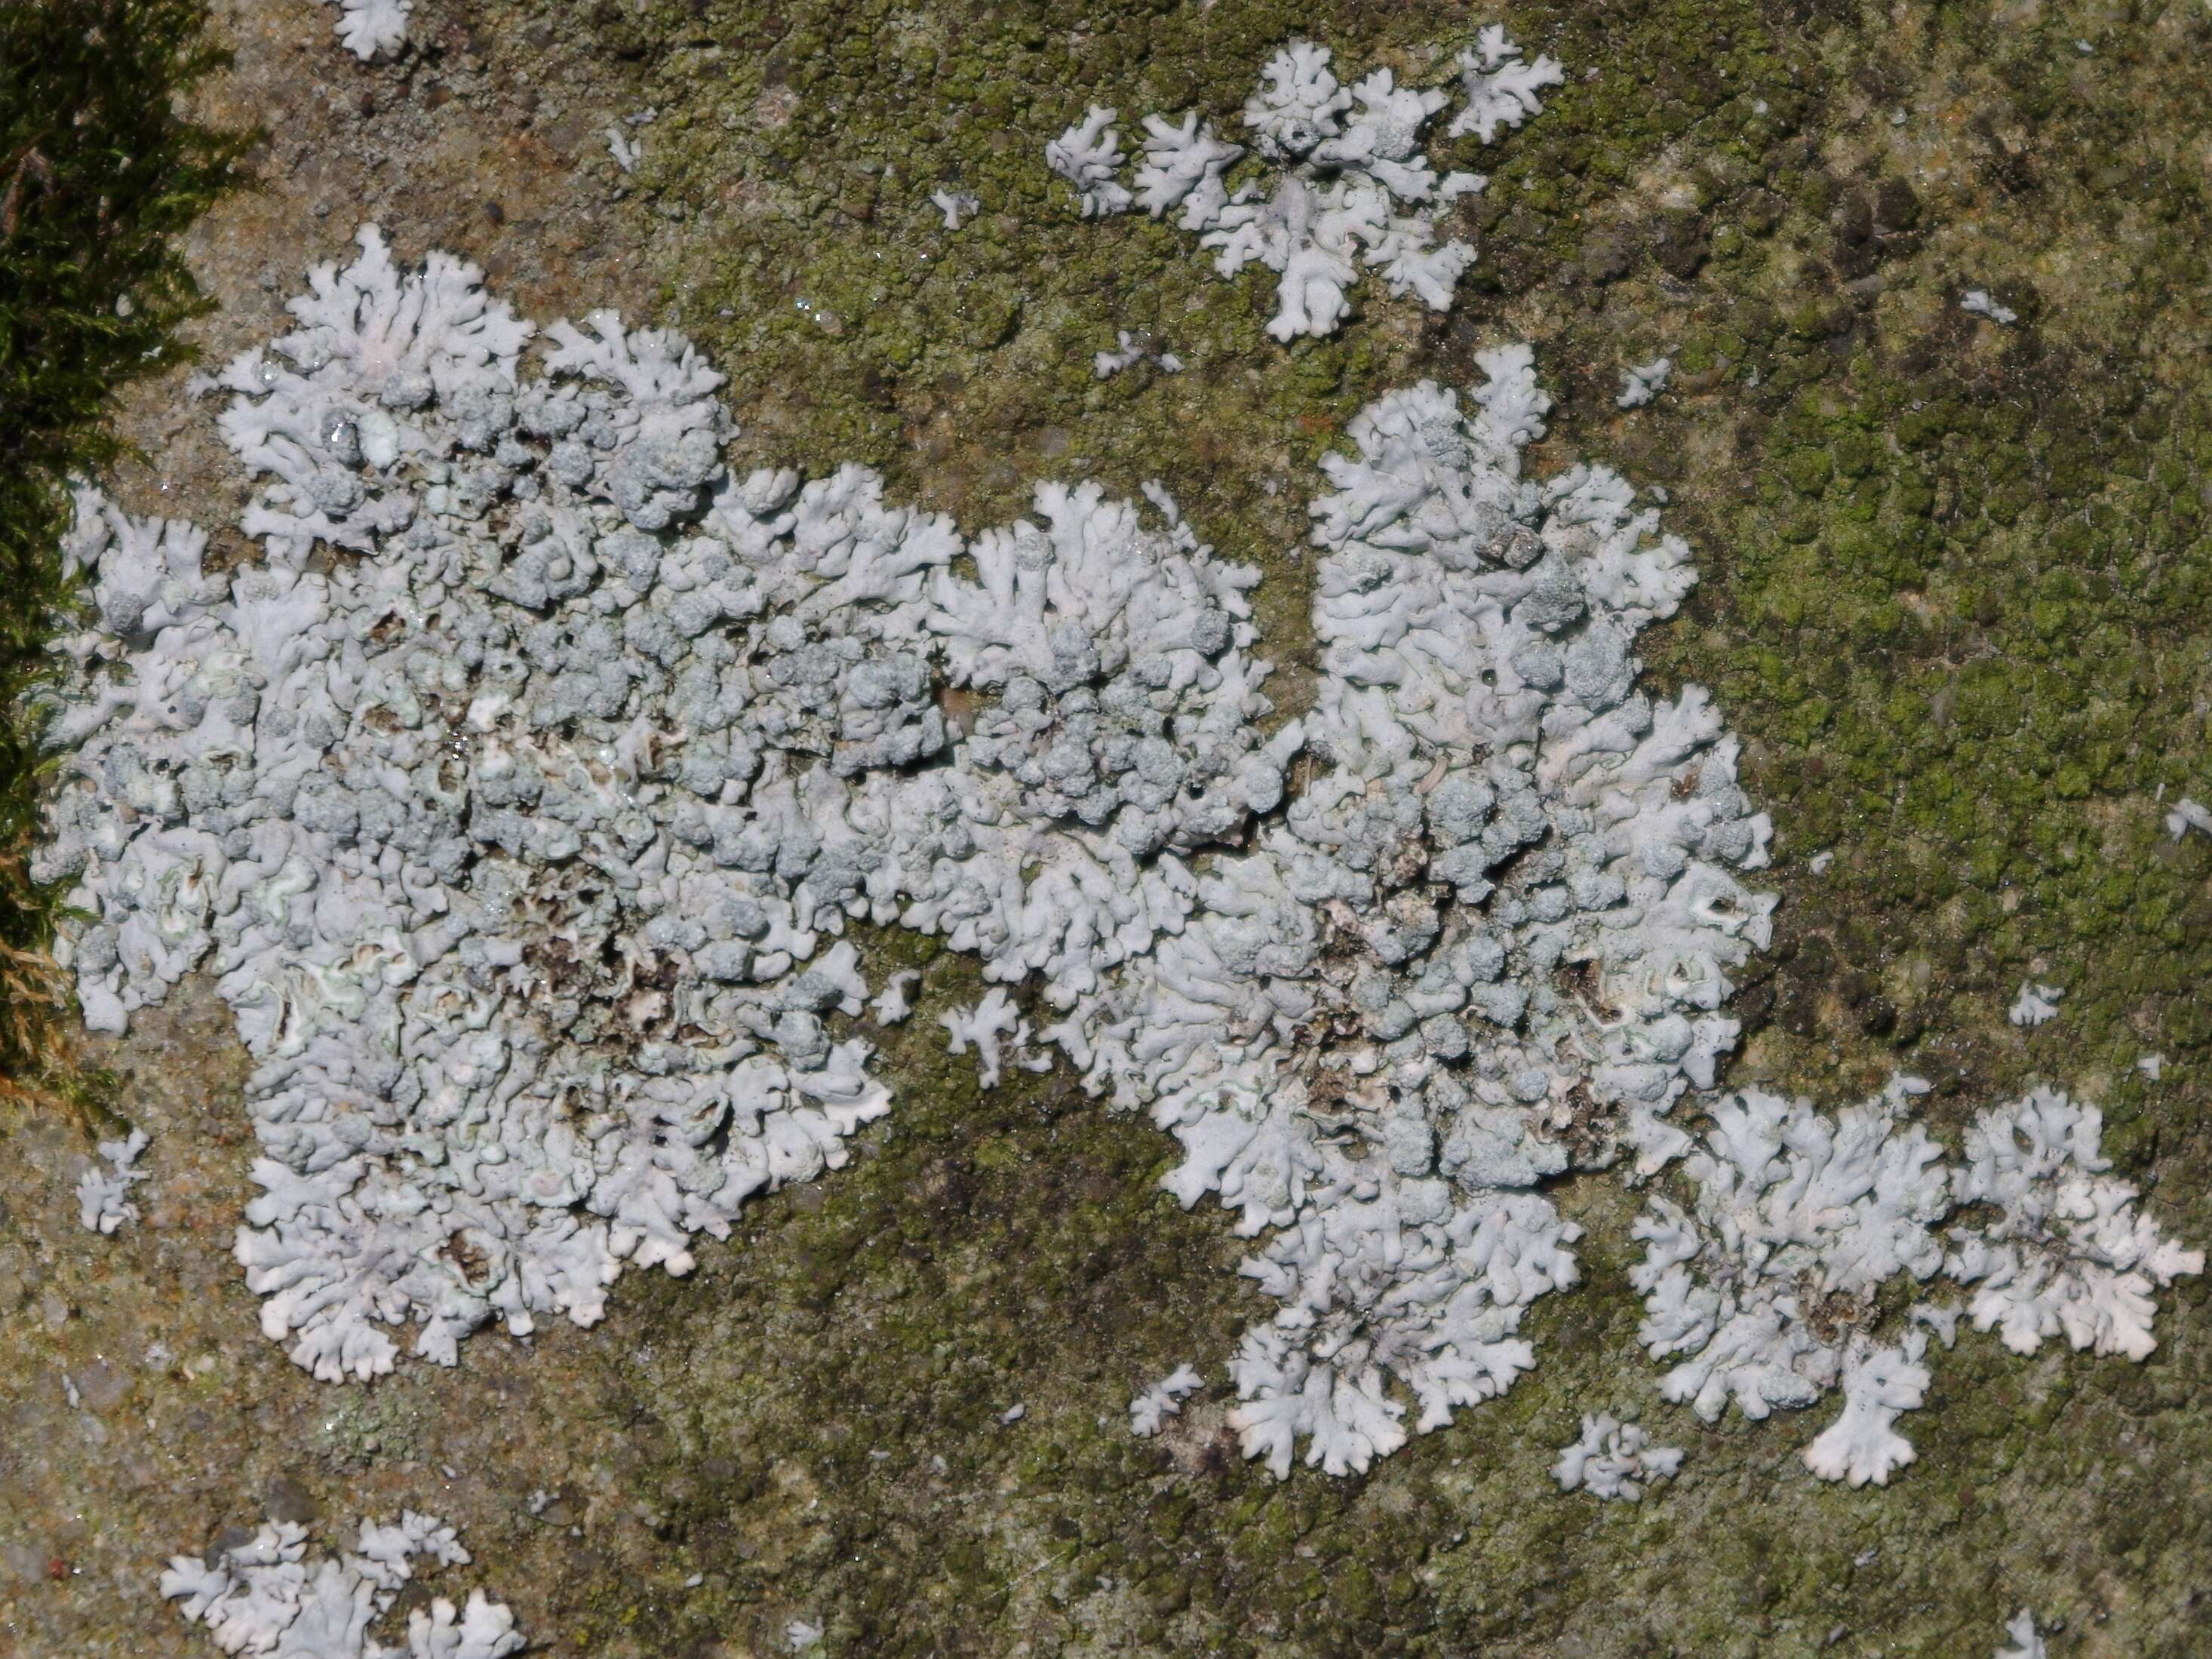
[1616, 357, 1672, 409]
[929, 189, 981, 230]
[76, 1127, 149, 1236]
[2164, 795, 2211, 840]
[330, 0, 410, 63]
[1129, 1364, 1204, 1436]
[1094, 330, 1184, 379]
[1994, 1610, 2046, 1659]
[2008, 981, 2063, 1027]
[1551, 1412, 1682, 1501]
[1960, 289, 2020, 325]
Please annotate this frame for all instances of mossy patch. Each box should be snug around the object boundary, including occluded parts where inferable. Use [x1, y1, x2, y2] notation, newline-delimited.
[0, 0, 247, 1117]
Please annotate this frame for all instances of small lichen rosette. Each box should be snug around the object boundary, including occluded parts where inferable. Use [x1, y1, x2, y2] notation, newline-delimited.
[1631, 1078, 2201, 1486]
[38, 226, 1286, 1383]
[1632, 1078, 1949, 1486]
[162, 1510, 522, 1659]
[1947, 1087, 2204, 1361]
[1553, 1412, 1683, 1501]
[1046, 34, 1562, 340]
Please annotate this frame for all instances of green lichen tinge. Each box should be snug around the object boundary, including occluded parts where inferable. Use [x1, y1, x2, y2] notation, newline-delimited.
[477, 0, 2209, 1651]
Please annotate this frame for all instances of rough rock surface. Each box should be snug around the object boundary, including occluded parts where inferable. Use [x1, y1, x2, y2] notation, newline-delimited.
[8, 1, 2212, 1656]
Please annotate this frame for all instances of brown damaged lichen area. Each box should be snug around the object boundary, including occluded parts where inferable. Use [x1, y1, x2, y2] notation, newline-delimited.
[5, 0, 2212, 1654]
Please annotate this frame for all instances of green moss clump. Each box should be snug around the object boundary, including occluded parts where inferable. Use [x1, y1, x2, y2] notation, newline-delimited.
[0, 0, 247, 1112]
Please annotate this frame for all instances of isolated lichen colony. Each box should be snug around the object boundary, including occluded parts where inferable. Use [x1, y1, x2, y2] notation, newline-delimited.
[1550, 1412, 1682, 1503]
[1636, 1079, 2201, 1485]
[41, 212, 2198, 1506]
[327, 0, 410, 63]
[161, 1510, 522, 1659]
[1045, 33, 1561, 340]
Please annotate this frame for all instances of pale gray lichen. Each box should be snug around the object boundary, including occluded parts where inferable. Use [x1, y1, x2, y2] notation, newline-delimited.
[330, 0, 410, 63]
[1445, 25, 1566, 144]
[1093, 330, 1183, 379]
[870, 969, 920, 1025]
[2164, 794, 2210, 840]
[1961, 289, 2020, 325]
[1947, 1088, 2204, 1361]
[76, 1127, 150, 1236]
[40, 230, 1780, 1485]
[929, 189, 981, 230]
[161, 1510, 523, 1658]
[1633, 1078, 2199, 1485]
[44, 229, 2195, 1498]
[1043, 106, 1133, 219]
[38, 226, 1290, 1384]
[1551, 1412, 1682, 1501]
[1061, 346, 1778, 1476]
[1129, 1363, 1204, 1436]
[1803, 1329, 1931, 1488]
[941, 988, 1046, 1089]
[39, 232, 1770, 1480]
[1046, 38, 1533, 340]
[2008, 980, 2063, 1028]
[1615, 357, 1672, 410]
[1632, 1077, 1949, 1487]
[1995, 1610, 2046, 1659]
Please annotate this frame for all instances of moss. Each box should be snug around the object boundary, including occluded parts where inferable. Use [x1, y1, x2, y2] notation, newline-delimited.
[0, 0, 247, 1117]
